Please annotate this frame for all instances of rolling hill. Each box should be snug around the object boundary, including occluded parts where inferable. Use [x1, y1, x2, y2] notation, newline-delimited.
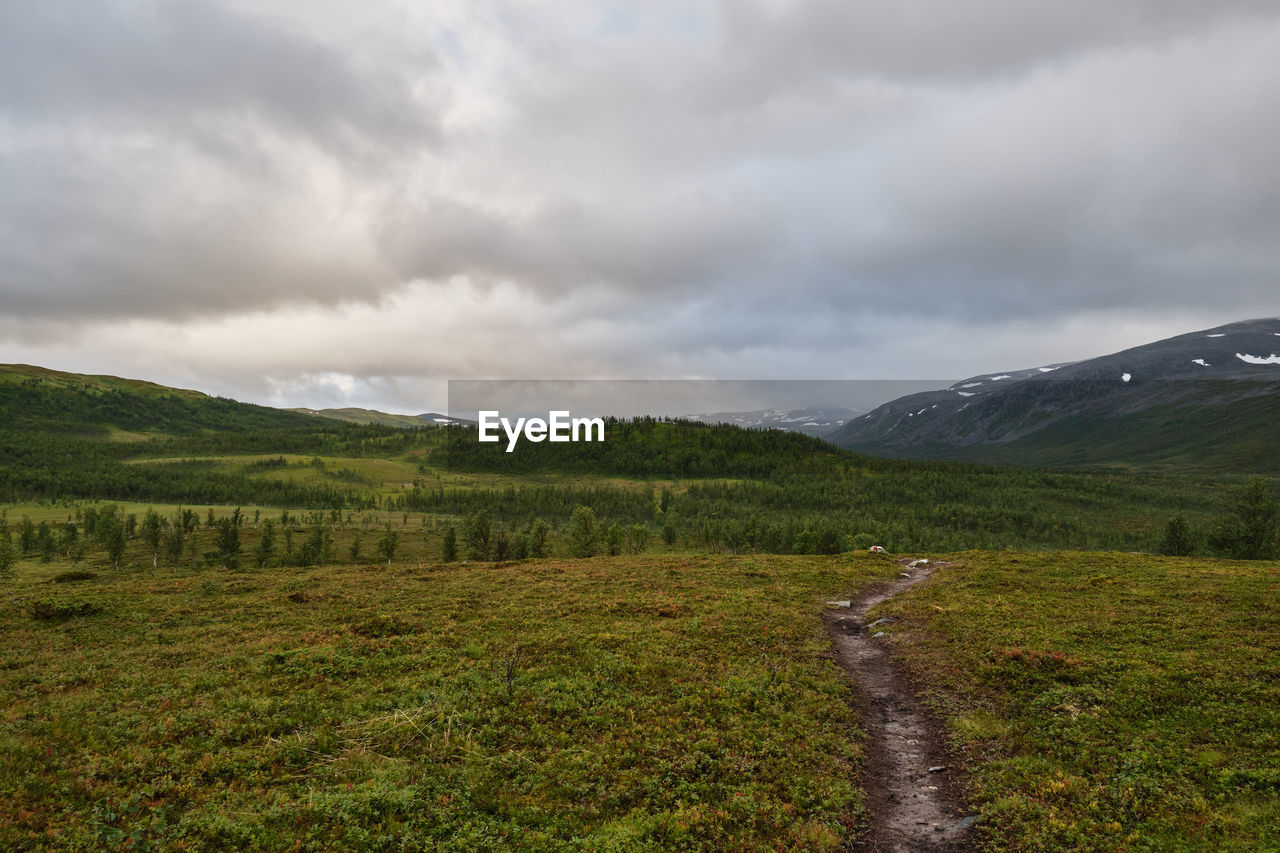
[290, 407, 473, 428]
[829, 318, 1280, 473]
[0, 363, 320, 436]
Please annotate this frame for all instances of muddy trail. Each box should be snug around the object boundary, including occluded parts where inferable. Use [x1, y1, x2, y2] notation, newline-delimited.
[825, 559, 976, 852]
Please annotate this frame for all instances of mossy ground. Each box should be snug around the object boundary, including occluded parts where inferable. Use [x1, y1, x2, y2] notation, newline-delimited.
[1, 552, 900, 852]
[875, 551, 1280, 852]
[5, 546, 1276, 851]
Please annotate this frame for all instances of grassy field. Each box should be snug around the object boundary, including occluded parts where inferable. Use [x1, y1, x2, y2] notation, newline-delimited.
[875, 551, 1280, 852]
[1, 552, 902, 852]
[4, 545, 1278, 850]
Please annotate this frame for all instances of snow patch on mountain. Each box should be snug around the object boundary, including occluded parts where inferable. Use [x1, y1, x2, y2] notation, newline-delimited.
[1236, 353, 1280, 365]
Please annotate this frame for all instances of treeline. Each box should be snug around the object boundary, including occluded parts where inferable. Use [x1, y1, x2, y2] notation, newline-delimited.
[0, 426, 405, 508]
[384, 480, 1190, 554]
[0, 452, 379, 509]
[0, 503, 645, 574]
[1158, 477, 1280, 560]
[2, 405, 1275, 558]
[138, 424, 439, 459]
[4, 472, 1275, 578]
[389, 458, 1242, 553]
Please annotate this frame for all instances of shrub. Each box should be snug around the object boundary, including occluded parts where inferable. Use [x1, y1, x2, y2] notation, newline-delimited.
[28, 599, 103, 621]
[1159, 515, 1195, 556]
[463, 511, 491, 561]
[352, 614, 416, 638]
[566, 506, 600, 558]
[1211, 477, 1278, 560]
[441, 525, 457, 562]
[52, 570, 97, 583]
[526, 519, 549, 558]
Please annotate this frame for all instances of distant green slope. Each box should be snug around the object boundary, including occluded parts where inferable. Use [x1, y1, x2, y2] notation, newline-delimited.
[289, 407, 435, 428]
[0, 363, 209, 399]
[0, 363, 318, 436]
[967, 383, 1279, 473]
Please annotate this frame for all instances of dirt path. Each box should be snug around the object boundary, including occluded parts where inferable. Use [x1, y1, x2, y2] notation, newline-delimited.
[824, 559, 975, 852]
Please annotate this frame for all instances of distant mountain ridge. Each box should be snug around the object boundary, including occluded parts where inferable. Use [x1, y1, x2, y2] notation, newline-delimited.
[830, 318, 1280, 473]
[290, 408, 474, 428]
[681, 406, 863, 437]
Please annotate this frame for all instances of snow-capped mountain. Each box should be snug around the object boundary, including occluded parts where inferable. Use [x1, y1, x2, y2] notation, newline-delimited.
[830, 318, 1280, 472]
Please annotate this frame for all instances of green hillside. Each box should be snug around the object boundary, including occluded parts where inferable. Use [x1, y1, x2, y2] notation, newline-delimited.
[0, 364, 319, 436]
[0, 363, 209, 399]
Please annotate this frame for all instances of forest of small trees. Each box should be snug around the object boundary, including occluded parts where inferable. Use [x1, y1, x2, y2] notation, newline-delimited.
[1, 401, 1276, 569]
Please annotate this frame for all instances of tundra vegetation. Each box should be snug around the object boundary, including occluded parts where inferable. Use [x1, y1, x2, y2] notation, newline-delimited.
[1, 367, 1278, 850]
[1, 552, 901, 851]
[875, 551, 1279, 852]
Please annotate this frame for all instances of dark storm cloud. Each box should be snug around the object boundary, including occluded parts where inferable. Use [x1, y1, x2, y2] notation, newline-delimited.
[2, 0, 1278, 380]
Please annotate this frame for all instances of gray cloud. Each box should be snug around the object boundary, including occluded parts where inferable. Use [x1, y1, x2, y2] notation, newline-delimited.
[1, 0, 438, 321]
[714, 0, 1277, 85]
[0, 1, 435, 147]
[2, 0, 1278, 399]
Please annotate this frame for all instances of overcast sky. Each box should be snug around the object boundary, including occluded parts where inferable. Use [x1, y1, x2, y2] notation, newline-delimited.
[3, 1, 1278, 413]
